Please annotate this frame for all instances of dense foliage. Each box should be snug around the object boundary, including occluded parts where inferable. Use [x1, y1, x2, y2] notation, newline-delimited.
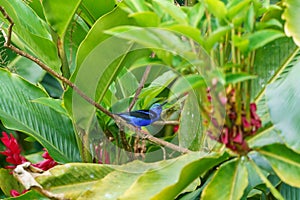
[0, 0, 300, 199]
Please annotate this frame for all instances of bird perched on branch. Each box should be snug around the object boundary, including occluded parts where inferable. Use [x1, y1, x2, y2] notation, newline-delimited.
[115, 102, 166, 128]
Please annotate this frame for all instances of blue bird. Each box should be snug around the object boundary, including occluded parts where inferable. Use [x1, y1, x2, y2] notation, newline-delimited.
[115, 103, 165, 128]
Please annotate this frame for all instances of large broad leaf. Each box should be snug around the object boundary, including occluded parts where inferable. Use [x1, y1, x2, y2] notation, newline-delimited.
[266, 60, 300, 153]
[252, 37, 297, 101]
[178, 92, 203, 151]
[202, 158, 248, 200]
[32, 152, 227, 199]
[280, 183, 300, 200]
[282, 0, 300, 46]
[0, 0, 61, 72]
[36, 163, 115, 199]
[249, 38, 298, 149]
[42, 0, 81, 38]
[257, 144, 300, 187]
[0, 69, 80, 162]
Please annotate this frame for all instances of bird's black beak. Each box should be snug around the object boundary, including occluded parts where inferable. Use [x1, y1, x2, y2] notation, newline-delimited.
[160, 101, 168, 106]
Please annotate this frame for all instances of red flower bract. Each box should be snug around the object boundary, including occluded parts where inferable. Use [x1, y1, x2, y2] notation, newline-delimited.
[0, 132, 57, 171]
[32, 149, 57, 171]
[0, 132, 27, 168]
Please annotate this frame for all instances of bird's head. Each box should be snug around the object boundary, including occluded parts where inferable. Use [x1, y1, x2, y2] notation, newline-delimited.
[149, 103, 164, 115]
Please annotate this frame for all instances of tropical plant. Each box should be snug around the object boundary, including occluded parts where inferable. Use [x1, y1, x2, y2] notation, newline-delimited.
[0, 0, 300, 199]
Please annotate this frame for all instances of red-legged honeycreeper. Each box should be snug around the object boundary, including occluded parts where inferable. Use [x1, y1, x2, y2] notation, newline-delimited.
[115, 102, 166, 128]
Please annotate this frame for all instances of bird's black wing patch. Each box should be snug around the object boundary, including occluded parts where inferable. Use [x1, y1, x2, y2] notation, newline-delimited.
[118, 110, 151, 120]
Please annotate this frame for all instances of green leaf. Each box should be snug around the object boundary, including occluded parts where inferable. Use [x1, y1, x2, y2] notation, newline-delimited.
[31, 97, 68, 116]
[169, 74, 205, 101]
[42, 0, 81, 38]
[204, 0, 227, 19]
[123, 0, 150, 13]
[266, 60, 300, 153]
[202, 158, 248, 200]
[0, 69, 80, 162]
[0, 169, 24, 197]
[35, 163, 115, 199]
[226, 0, 251, 20]
[249, 159, 284, 200]
[258, 144, 300, 187]
[205, 26, 232, 51]
[5, 190, 48, 199]
[280, 182, 300, 200]
[64, 6, 139, 127]
[6, 56, 45, 84]
[153, 0, 188, 25]
[247, 124, 283, 148]
[105, 26, 195, 59]
[114, 68, 139, 99]
[225, 72, 257, 85]
[282, 0, 300, 46]
[74, 6, 135, 72]
[0, 0, 61, 72]
[79, 0, 115, 24]
[237, 30, 285, 53]
[187, 3, 205, 28]
[178, 93, 202, 151]
[77, 152, 228, 199]
[160, 25, 203, 45]
[129, 11, 160, 27]
[139, 70, 178, 106]
[252, 37, 297, 101]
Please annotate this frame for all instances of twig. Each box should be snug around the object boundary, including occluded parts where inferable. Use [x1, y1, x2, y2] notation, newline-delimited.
[114, 115, 191, 153]
[128, 52, 155, 111]
[153, 120, 179, 125]
[0, 6, 191, 154]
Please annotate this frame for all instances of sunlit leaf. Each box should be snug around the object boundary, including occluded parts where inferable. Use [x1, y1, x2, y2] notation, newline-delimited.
[282, 0, 300, 46]
[204, 0, 227, 19]
[129, 11, 160, 27]
[0, 0, 61, 71]
[35, 163, 115, 199]
[77, 152, 228, 199]
[153, 0, 188, 25]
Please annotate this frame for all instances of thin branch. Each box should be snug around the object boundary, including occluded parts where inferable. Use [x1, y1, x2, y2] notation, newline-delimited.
[153, 120, 179, 125]
[128, 52, 155, 111]
[0, 6, 191, 154]
[114, 115, 191, 153]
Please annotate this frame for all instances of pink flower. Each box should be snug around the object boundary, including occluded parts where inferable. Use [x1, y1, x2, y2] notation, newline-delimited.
[233, 130, 243, 144]
[221, 128, 229, 144]
[10, 189, 28, 197]
[0, 132, 27, 168]
[242, 116, 251, 129]
[32, 149, 58, 171]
